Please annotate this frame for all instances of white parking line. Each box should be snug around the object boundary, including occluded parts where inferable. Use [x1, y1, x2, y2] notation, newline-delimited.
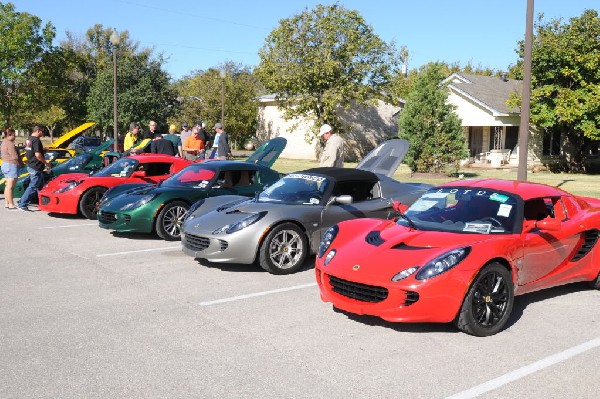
[96, 246, 182, 257]
[445, 337, 600, 399]
[199, 282, 318, 306]
[39, 223, 98, 229]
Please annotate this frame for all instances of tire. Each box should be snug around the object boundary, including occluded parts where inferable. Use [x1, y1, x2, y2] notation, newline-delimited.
[79, 187, 107, 220]
[455, 262, 514, 337]
[259, 223, 308, 275]
[156, 201, 189, 241]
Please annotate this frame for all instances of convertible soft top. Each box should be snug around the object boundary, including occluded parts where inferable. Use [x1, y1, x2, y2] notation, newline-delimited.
[296, 167, 378, 183]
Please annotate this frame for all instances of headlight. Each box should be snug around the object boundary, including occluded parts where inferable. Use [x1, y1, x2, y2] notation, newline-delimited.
[415, 247, 471, 280]
[55, 181, 82, 193]
[391, 267, 419, 282]
[119, 194, 156, 211]
[212, 212, 266, 235]
[318, 225, 339, 258]
[183, 199, 206, 222]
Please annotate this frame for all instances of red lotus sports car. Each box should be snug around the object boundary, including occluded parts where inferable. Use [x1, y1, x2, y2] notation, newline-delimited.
[316, 178, 600, 336]
[38, 154, 191, 219]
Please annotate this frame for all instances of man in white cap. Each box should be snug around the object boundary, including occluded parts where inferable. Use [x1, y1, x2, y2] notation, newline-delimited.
[318, 123, 344, 167]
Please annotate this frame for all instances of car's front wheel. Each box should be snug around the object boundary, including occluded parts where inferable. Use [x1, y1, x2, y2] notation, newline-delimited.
[156, 201, 189, 241]
[455, 262, 514, 337]
[590, 270, 600, 290]
[259, 223, 307, 275]
[79, 187, 107, 220]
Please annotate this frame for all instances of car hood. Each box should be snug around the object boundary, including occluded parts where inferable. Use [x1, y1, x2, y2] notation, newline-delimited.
[47, 122, 95, 149]
[43, 173, 90, 189]
[184, 200, 309, 233]
[326, 220, 508, 278]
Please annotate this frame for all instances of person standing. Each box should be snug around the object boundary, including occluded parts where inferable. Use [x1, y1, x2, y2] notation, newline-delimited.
[211, 123, 231, 160]
[143, 120, 159, 140]
[123, 122, 140, 151]
[318, 124, 344, 167]
[163, 124, 183, 157]
[17, 125, 50, 211]
[198, 122, 210, 157]
[150, 132, 177, 156]
[183, 127, 205, 160]
[180, 122, 192, 146]
[1, 129, 24, 209]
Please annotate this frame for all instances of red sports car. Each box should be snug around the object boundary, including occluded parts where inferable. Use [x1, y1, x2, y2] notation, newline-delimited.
[316, 179, 600, 336]
[38, 154, 191, 219]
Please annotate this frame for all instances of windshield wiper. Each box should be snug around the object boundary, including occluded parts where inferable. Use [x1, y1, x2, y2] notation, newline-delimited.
[399, 212, 418, 230]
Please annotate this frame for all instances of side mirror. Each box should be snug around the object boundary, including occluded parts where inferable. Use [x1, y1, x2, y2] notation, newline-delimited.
[536, 217, 561, 231]
[132, 170, 147, 178]
[523, 217, 561, 233]
[393, 201, 408, 213]
[334, 195, 353, 205]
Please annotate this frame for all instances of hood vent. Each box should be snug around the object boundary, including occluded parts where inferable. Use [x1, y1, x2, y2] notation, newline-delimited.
[570, 229, 599, 262]
[391, 243, 432, 251]
[365, 231, 385, 246]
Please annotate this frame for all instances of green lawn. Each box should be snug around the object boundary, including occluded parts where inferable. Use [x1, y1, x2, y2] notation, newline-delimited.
[270, 157, 600, 199]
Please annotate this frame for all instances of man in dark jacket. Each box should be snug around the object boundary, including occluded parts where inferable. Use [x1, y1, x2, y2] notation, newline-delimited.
[143, 120, 159, 140]
[150, 132, 176, 156]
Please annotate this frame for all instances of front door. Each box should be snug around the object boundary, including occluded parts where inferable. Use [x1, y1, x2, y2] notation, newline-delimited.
[469, 127, 483, 158]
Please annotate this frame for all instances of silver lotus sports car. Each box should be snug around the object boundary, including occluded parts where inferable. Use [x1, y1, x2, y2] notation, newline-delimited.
[181, 139, 432, 274]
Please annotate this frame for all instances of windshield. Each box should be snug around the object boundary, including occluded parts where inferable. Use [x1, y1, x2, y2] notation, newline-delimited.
[94, 158, 139, 177]
[258, 173, 329, 205]
[58, 153, 93, 171]
[399, 187, 518, 234]
[162, 164, 217, 188]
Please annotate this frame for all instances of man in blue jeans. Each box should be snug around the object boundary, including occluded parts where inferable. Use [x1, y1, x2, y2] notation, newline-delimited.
[18, 125, 50, 211]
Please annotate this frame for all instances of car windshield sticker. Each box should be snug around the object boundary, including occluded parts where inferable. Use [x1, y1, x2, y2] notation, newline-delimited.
[287, 173, 326, 183]
[309, 197, 320, 205]
[412, 199, 439, 211]
[498, 203, 512, 217]
[423, 192, 447, 199]
[490, 193, 510, 203]
[196, 180, 209, 188]
[463, 222, 492, 234]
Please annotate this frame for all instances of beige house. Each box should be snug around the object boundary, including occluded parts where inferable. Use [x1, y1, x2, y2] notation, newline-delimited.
[444, 72, 542, 166]
[255, 94, 402, 162]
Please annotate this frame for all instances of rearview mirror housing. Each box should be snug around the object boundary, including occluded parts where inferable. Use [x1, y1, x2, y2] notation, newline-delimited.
[132, 170, 146, 178]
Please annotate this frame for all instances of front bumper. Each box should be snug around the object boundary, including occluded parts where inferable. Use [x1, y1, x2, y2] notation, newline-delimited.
[181, 229, 259, 264]
[38, 191, 78, 214]
[315, 259, 469, 324]
[98, 209, 154, 233]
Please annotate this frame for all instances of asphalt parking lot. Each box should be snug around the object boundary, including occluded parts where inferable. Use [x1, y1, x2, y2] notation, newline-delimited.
[1, 205, 599, 399]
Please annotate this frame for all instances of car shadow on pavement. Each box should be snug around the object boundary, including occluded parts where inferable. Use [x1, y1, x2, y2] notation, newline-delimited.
[47, 212, 84, 219]
[196, 255, 316, 274]
[504, 281, 591, 329]
[331, 282, 593, 335]
[111, 231, 164, 241]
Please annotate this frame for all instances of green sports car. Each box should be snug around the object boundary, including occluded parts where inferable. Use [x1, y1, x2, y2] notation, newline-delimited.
[4, 139, 114, 200]
[97, 137, 286, 240]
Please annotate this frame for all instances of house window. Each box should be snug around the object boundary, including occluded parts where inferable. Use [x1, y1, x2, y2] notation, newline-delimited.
[542, 129, 561, 156]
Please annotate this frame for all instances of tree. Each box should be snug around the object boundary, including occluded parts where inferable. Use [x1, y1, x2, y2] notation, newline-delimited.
[0, 2, 55, 128]
[173, 62, 262, 149]
[398, 63, 468, 174]
[83, 25, 176, 135]
[36, 105, 66, 142]
[255, 3, 401, 138]
[510, 9, 600, 173]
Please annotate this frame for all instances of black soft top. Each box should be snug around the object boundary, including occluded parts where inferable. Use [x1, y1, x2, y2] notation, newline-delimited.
[295, 167, 378, 183]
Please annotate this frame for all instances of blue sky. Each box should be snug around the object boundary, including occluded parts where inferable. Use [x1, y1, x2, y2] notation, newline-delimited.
[10, 0, 599, 80]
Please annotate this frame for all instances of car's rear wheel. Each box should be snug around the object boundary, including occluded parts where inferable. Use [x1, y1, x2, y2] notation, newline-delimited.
[455, 262, 514, 337]
[156, 201, 189, 241]
[259, 223, 307, 275]
[79, 187, 107, 220]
